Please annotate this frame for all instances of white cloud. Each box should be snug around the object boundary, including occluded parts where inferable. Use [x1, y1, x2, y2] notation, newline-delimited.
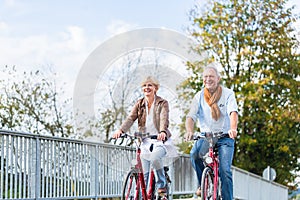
[61, 26, 87, 52]
[4, 0, 17, 7]
[0, 24, 95, 68]
[0, 24, 102, 100]
[0, 21, 8, 31]
[3, 0, 26, 15]
[106, 19, 138, 36]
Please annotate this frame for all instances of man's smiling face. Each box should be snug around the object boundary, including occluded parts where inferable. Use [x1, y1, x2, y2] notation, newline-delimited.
[203, 68, 220, 92]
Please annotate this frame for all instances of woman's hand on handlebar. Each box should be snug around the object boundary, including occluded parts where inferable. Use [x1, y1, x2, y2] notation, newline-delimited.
[113, 129, 123, 139]
[157, 131, 167, 141]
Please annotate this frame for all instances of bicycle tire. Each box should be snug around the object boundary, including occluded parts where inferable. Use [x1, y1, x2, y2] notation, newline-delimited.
[122, 169, 140, 200]
[201, 167, 214, 200]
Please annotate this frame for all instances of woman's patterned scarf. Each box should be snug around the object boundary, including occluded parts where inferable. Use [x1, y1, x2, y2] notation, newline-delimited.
[204, 85, 222, 121]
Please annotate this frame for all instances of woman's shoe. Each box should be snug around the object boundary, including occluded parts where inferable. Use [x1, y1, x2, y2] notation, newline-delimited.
[196, 187, 201, 196]
[157, 187, 167, 194]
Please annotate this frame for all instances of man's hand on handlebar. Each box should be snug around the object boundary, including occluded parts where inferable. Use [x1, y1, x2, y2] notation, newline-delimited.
[228, 129, 237, 139]
[184, 132, 194, 142]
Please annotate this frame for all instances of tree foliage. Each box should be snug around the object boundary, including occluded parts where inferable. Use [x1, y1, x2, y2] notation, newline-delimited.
[0, 66, 74, 137]
[180, 0, 300, 188]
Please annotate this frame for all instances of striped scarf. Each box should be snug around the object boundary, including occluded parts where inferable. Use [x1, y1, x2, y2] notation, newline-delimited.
[204, 85, 222, 121]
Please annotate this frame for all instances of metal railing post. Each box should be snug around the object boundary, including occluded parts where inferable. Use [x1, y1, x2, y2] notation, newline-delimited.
[35, 137, 41, 199]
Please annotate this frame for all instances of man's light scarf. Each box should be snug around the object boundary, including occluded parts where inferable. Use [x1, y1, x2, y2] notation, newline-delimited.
[204, 85, 222, 121]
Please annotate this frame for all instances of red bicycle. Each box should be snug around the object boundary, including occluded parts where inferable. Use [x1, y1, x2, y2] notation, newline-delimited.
[113, 132, 171, 200]
[194, 132, 222, 200]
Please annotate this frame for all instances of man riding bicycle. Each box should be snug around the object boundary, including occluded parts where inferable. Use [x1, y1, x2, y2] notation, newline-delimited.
[185, 64, 238, 200]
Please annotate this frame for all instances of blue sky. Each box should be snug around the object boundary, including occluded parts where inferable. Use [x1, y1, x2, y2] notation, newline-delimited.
[0, 0, 195, 37]
[0, 0, 197, 94]
[0, 0, 299, 110]
[0, 0, 299, 120]
[0, 0, 299, 89]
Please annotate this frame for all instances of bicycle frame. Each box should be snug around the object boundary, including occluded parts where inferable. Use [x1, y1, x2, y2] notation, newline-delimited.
[134, 146, 155, 199]
[200, 133, 221, 200]
[208, 140, 219, 199]
[120, 133, 169, 200]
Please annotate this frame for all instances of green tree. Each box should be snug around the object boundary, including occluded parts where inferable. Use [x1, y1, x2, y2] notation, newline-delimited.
[179, 0, 300, 188]
[0, 66, 74, 137]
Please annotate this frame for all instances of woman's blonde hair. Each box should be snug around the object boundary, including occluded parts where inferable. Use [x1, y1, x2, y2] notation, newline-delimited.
[141, 76, 160, 90]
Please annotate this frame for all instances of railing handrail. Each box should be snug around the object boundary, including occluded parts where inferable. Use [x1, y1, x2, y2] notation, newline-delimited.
[0, 129, 288, 200]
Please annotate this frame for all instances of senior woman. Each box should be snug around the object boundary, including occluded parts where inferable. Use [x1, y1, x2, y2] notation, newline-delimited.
[113, 76, 177, 194]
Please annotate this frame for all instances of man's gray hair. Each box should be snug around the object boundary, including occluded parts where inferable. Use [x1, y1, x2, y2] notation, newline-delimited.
[203, 63, 221, 77]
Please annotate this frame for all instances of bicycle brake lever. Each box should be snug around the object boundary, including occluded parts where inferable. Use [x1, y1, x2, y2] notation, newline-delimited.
[108, 137, 114, 143]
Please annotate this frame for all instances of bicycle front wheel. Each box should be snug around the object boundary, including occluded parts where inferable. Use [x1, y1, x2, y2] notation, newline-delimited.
[122, 169, 140, 200]
[201, 167, 214, 200]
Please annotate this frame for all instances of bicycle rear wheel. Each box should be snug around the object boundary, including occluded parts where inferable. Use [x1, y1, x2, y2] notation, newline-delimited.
[201, 167, 214, 200]
[122, 169, 140, 200]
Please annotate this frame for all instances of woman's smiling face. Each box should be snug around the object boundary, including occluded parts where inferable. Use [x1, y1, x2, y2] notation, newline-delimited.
[142, 81, 157, 97]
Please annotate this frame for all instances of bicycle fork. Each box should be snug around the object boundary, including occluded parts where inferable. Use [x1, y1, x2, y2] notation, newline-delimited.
[147, 170, 156, 199]
[138, 171, 148, 199]
[213, 161, 220, 200]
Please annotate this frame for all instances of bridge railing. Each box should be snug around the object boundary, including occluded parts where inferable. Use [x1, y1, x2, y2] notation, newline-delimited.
[0, 129, 191, 199]
[0, 129, 288, 200]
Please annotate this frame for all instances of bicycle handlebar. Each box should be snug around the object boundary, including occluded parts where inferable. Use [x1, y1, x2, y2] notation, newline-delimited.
[193, 132, 228, 140]
[110, 132, 166, 146]
[121, 132, 158, 139]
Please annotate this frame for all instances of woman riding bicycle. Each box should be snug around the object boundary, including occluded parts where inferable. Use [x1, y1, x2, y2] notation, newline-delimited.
[113, 76, 177, 194]
[185, 64, 238, 200]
